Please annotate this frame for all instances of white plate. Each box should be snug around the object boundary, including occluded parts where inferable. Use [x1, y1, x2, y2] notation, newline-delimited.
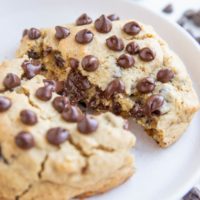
[0, 0, 200, 199]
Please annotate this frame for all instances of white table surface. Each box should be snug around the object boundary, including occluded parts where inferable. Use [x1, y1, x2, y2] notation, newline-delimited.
[134, 0, 200, 196]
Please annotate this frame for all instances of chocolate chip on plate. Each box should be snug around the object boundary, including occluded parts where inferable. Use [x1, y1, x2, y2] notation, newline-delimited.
[183, 9, 196, 19]
[107, 14, 120, 21]
[0, 96, 12, 112]
[183, 187, 200, 200]
[139, 47, 155, 62]
[104, 79, 125, 99]
[20, 109, 38, 125]
[15, 131, 35, 150]
[3, 73, 21, 90]
[95, 15, 112, 33]
[123, 21, 141, 35]
[46, 127, 69, 146]
[69, 58, 79, 69]
[76, 13, 93, 26]
[136, 77, 155, 93]
[75, 29, 94, 44]
[52, 96, 69, 113]
[162, 4, 173, 14]
[145, 94, 164, 116]
[35, 85, 53, 101]
[82, 55, 99, 72]
[62, 106, 83, 122]
[157, 69, 175, 83]
[22, 60, 41, 79]
[28, 28, 41, 40]
[55, 26, 70, 40]
[117, 54, 135, 68]
[106, 35, 124, 51]
[126, 42, 140, 55]
[77, 115, 98, 134]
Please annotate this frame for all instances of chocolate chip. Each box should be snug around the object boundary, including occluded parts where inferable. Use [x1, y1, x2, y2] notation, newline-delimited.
[35, 85, 53, 101]
[3, 73, 21, 90]
[184, 9, 196, 19]
[139, 48, 155, 62]
[81, 55, 99, 72]
[95, 15, 112, 33]
[28, 28, 41, 40]
[162, 4, 173, 14]
[65, 70, 91, 104]
[28, 50, 41, 59]
[15, 131, 35, 150]
[0, 96, 11, 112]
[22, 60, 41, 79]
[126, 42, 140, 55]
[112, 102, 122, 115]
[76, 13, 92, 26]
[104, 79, 125, 99]
[183, 187, 200, 200]
[130, 103, 145, 119]
[52, 96, 69, 113]
[69, 58, 79, 69]
[192, 11, 200, 27]
[43, 79, 64, 94]
[20, 109, 38, 125]
[106, 35, 124, 51]
[157, 69, 175, 83]
[77, 115, 98, 134]
[136, 77, 155, 93]
[107, 14, 120, 21]
[123, 21, 141, 35]
[55, 26, 70, 40]
[62, 106, 83, 122]
[145, 94, 164, 116]
[117, 54, 135, 68]
[22, 29, 28, 37]
[46, 127, 69, 146]
[54, 52, 65, 67]
[75, 29, 94, 44]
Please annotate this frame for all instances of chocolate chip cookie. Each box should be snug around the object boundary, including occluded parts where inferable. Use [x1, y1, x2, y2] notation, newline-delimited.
[16, 14, 200, 147]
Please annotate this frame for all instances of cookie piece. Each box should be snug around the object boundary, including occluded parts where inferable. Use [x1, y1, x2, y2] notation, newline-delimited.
[16, 17, 200, 147]
[0, 58, 135, 200]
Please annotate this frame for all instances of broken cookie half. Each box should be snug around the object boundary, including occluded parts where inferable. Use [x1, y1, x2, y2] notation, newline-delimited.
[0, 57, 135, 200]
[16, 14, 200, 147]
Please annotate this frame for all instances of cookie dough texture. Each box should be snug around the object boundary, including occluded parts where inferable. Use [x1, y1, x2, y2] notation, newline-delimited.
[0, 58, 135, 200]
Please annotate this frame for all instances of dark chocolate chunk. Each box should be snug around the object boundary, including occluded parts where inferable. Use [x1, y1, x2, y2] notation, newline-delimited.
[95, 15, 112, 33]
[136, 77, 155, 93]
[145, 94, 164, 116]
[123, 21, 141, 35]
[139, 48, 155, 62]
[76, 13, 92, 26]
[46, 127, 69, 146]
[117, 54, 135, 68]
[3, 73, 21, 90]
[43, 79, 64, 94]
[22, 60, 41, 79]
[15, 131, 35, 150]
[28, 28, 41, 40]
[35, 85, 53, 101]
[54, 52, 65, 67]
[126, 42, 140, 55]
[20, 109, 38, 125]
[106, 35, 124, 51]
[0, 96, 12, 112]
[107, 14, 120, 21]
[52, 96, 69, 113]
[77, 115, 98, 134]
[104, 79, 125, 99]
[75, 29, 94, 44]
[157, 68, 175, 83]
[69, 58, 79, 69]
[62, 106, 83, 122]
[112, 102, 122, 115]
[162, 4, 173, 14]
[81, 55, 99, 72]
[183, 187, 200, 200]
[55, 26, 70, 40]
[130, 103, 145, 119]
